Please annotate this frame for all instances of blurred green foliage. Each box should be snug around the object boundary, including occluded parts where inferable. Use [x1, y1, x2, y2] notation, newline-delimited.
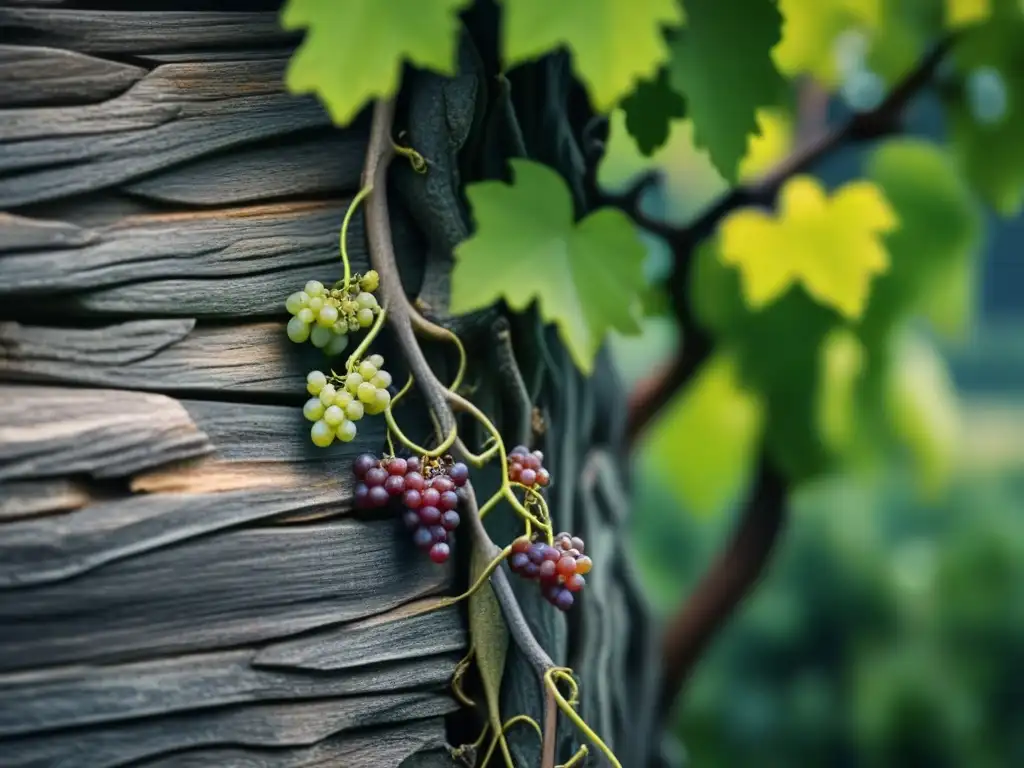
[629, 461, 1024, 767]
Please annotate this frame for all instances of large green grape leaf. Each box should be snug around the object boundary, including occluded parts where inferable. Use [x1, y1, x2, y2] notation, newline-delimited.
[719, 175, 899, 320]
[620, 68, 687, 156]
[885, 331, 960, 498]
[860, 139, 983, 343]
[944, 3, 1024, 215]
[281, 0, 469, 126]
[451, 159, 647, 375]
[644, 351, 764, 518]
[500, 0, 684, 112]
[667, 0, 787, 182]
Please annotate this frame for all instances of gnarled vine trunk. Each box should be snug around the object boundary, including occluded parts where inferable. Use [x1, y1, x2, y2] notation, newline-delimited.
[0, 3, 668, 766]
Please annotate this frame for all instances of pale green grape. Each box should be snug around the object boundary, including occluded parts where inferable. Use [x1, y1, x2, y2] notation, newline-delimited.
[370, 370, 392, 389]
[357, 308, 374, 328]
[285, 291, 309, 315]
[368, 354, 385, 369]
[336, 419, 358, 442]
[345, 400, 364, 421]
[311, 419, 335, 447]
[310, 325, 332, 348]
[365, 399, 384, 415]
[307, 296, 324, 314]
[357, 381, 377, 404]
[358, 360, 377, 380]
[303, 397, 325, 422]
[331, 320, 348, 334]
[333, 389, 354, 409]
[345, 373, 364, 394]
[374, 387, 391, 410]
[317, 304, 339, 327]
[325, 332, 348, 357]
[306, 369, 327, 395]
[287, 316, 311, 343]
[347, 317, 361, 332]
[323, 404, 345, 427]
[297, 308, 315, 325]
[304, 280, 325, 297]
[359, 270, 379, 292]
[318, 383, 337, 406]
[356, 292, 378, 310]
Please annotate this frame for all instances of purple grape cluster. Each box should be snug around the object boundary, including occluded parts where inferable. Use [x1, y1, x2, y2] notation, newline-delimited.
[508, 532, 592, 611]
[507, 445, 550, 489]
[352, 452, 469, 564]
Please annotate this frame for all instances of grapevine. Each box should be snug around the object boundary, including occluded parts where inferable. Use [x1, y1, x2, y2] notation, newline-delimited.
[281, 98, 622, 767]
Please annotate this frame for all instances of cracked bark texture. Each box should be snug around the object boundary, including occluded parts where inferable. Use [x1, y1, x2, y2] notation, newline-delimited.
[0, 3, 669, 767]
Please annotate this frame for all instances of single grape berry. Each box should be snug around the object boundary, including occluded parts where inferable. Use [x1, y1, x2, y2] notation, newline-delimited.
[365, 467, 388, 487]
[402, 510, 420, 530]
[418, 505, 441, 525]
[441, 510, 461, 530]
[552, 589, 574, 612]
[403, 489, 422, 509]
[429, 525, 448, 543]
[387, 457, 408, 476]
[367, 485, 390, 508]
[353, 453, 377, 478]
[429, 542, 450, 564]
[354, 483, 370, 510]
[384, 475, 405, 496]
[438, 490, 459, 511]
[412, 526, 433, 549]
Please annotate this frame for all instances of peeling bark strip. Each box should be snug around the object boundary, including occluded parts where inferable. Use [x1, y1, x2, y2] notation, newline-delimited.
[0, 3, 663, 766]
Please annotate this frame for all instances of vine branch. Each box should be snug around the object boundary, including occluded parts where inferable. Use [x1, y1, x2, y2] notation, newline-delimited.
[363, 97, 619, 766]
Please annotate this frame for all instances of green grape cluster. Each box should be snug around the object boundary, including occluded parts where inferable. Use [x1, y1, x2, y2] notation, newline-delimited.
[302, 354, 393, 448]
[285, 270, 381, 355]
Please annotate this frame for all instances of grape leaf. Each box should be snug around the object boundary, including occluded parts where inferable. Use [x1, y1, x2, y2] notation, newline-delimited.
[645, 352, 764, 518]
[946, 0, 991, 28]
[620, 68, 687, 156]
[666, 0, 786, 182]
[500, 0, 684, 112]
[944, 7, 1024, 215]
[817, 327, 866, 456]
[860, 139, 983, 343]
[772, 0, 881, 86]
[281, 0, 469, 126]
[719, 175, 899, 319]
[451, 159, 646, 375]
[885, 331, 959, 498]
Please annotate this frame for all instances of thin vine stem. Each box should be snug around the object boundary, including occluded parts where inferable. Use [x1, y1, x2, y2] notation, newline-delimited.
[545, 668, 620, 768]
[345, 306, 387, 373]
[339, 185, 373, 288]
[480, 714, 543, 768]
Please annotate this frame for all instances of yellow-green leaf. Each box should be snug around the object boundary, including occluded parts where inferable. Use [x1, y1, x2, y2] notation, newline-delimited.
[772, 0, 881, 86]
[645, 351, 764, 518]
[719, 175, 899, 319]
[281, 0, 469, 126]
[946, 0, 991, 28]
[500, 0, 684, 112]
[817, 327, 866, 455]
[452, 159, 647, 375]
[885, 332, 960, 499]
[468, 543, 509, 732]
[667, 0, 787, 182]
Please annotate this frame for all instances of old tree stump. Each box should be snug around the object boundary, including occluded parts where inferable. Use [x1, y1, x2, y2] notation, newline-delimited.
[0, 3, 665, 766]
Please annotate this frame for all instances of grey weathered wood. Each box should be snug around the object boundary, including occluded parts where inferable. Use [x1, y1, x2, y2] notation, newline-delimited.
[0, 212, 99, 250]
[0, 45, 146, 107]
[0, 319, 310, 396]
[132, 719, 449, 768]
[0, 486, 348, 587]
[0, 385, 213, 482]
[0, 647, 458, 736]
[1, 693, 457, 768]
[0, 478, 95, 521]
[256, 601, 466, 672]
[0, 520, 452, 671]
[124, 131, 365, 205]
[0, 8, 295, 55]
[0, 60, 332, 207]
[0, 200, 424, 318]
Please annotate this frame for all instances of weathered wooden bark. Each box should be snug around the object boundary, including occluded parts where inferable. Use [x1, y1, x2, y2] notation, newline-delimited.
[0, 3, 667, 766]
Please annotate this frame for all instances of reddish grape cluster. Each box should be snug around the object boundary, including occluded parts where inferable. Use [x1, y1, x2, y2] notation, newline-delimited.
[507, 445, 551, 489]
[352, 452, 469, 564]
[507, 531, 592, 611]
